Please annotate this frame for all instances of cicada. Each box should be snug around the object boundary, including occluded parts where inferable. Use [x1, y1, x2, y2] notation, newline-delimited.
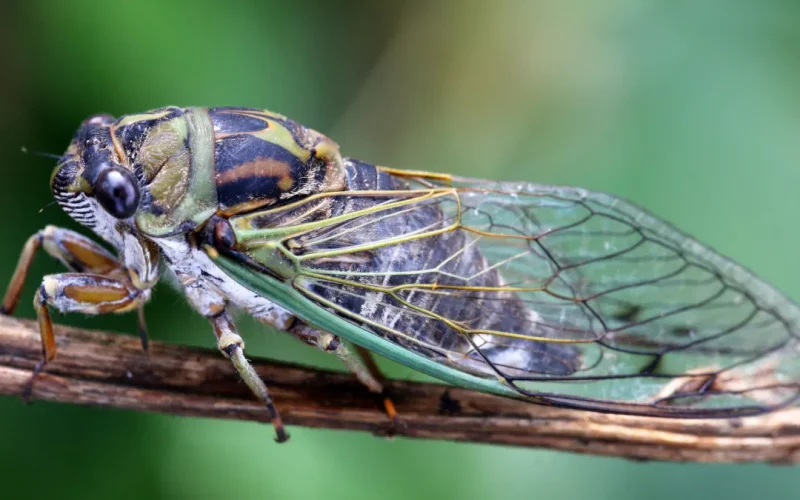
[4, 107, 799, 441]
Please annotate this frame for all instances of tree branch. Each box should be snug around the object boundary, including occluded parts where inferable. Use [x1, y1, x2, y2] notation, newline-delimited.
[0, 315, 798, 463]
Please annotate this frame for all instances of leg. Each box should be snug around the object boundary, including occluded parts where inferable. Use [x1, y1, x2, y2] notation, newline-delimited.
[26, 272, 147, 399]
[211, 311, 288, 443]
[291, 322, 398, 424]
[3, 226, 120, 314]
[176, 264, 391, 438]
[2, 226, 153, 354]
[353, 345, 397, 421]
[247, 299, 389, 400]
[291, 322, 384, 393]
[178, 275, 289, 442]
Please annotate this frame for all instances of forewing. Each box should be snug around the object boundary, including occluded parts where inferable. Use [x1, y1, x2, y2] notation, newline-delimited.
[241, 170, 800, 417]
[445, 176, 800, 415]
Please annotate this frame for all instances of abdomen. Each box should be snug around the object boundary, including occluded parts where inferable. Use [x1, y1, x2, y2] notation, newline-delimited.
[297, 159, 582, 376]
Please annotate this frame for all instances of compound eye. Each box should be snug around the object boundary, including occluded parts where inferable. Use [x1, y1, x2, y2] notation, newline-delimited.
[95, 167, 140, 219]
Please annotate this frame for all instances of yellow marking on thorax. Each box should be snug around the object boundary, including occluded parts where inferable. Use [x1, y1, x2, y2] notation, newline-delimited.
[115, 109, 175, 127]
[215, 109, 312, 162]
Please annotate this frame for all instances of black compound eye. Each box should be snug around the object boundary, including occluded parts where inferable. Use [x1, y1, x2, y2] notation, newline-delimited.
[95, 167, 140, 219]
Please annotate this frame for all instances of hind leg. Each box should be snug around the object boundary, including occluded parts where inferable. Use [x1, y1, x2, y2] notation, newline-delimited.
[290, 321, 398, 424]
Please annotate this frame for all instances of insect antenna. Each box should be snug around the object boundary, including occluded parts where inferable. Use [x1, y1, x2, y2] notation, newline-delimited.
[21, 146, 62, 160]
[38, 200, 59, 214]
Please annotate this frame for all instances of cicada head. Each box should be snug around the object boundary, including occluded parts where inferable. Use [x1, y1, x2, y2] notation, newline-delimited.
[51, 113, 146, 248]
[51, 107, 199, 245]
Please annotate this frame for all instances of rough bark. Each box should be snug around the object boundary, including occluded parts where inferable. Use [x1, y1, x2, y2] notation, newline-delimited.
[0, 315, 797, 463]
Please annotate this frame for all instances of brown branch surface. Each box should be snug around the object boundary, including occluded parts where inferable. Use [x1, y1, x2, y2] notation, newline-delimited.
[0, 315, 798, 463]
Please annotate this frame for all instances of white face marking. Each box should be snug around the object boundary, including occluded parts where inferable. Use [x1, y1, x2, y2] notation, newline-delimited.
[84, 198, 125, 250]
[155, 236, 295, 330]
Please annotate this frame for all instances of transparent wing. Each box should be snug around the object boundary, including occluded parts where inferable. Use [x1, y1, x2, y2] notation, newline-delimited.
[234, 169, 800, 418]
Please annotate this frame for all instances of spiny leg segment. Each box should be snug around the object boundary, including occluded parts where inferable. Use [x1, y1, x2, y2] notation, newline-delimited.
[290, 321, 398, 424]
[291, 322, 384, 392]
[2, 226, 152, 398]
[3, 226, 121, 313]
[211, 310, 289, 442]
[179, 273, 292, 441]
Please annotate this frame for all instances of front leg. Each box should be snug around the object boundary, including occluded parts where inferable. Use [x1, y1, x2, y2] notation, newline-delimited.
[27, 272, 147, 398]
[3, 225, 121, 314]
[2, 226, 156, 398]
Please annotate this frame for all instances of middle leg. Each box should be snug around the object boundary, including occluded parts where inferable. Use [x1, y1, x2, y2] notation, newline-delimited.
[211, 310, 288, 442]
[180, 275, 289, 442]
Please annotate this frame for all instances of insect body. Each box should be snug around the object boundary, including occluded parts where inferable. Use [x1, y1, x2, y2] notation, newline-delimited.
[4, 107, 799, 441]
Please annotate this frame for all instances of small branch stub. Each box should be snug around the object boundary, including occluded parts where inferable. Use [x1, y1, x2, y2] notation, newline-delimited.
[0, 315, 798, 463]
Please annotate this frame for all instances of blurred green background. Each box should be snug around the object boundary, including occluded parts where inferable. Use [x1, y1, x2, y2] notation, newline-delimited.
[1, 1, 799, 499]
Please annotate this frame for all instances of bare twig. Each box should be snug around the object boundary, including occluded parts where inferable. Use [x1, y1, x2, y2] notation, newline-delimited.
[0, 315, 798, 463]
